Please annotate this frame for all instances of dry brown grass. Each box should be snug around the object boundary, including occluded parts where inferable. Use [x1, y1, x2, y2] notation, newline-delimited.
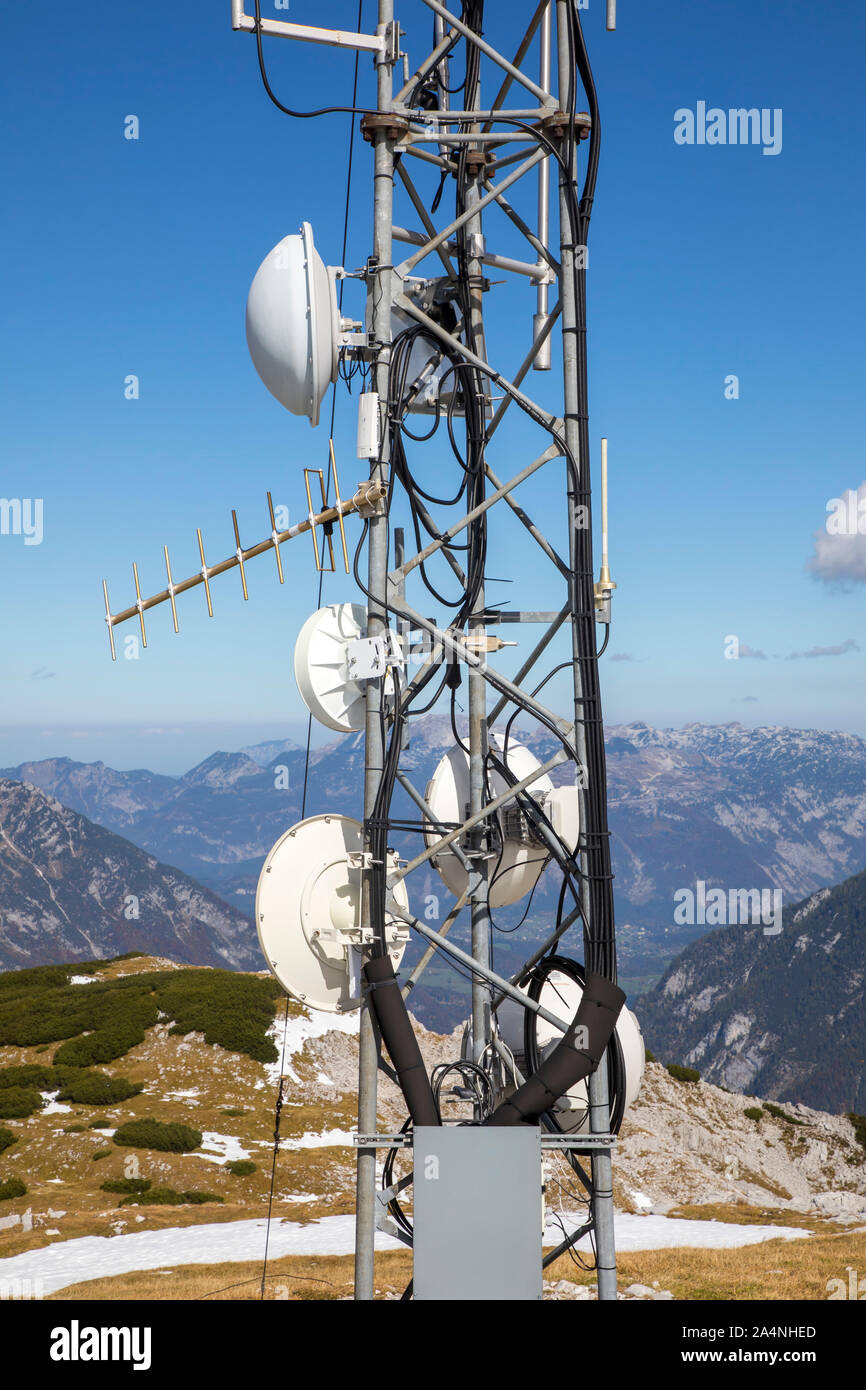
[666, 1202, 840, 1231]
[42, 1226, 866, 1302]
[544, 1230, 866, 1301]
[49, 1251, 413, 1301]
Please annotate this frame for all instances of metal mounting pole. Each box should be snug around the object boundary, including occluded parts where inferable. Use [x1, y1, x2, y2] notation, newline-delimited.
[533, 2, 552, 370]
[465, 103, 493, 1074]
[355, 0, 396, 1303]
[555, 0, 618, 1302]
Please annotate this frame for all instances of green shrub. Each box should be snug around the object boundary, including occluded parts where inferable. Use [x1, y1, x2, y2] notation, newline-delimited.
[88, 1119, 111, 1130]
[763, 1102, 803, 1127]
[0, 1178, 27, 1201]
[222, 1108, 246, 1118]
[847, 1113, 866, 1152]
[225, 1160, 256, 1177]
[57, 1074, 143, 1106]
[52, 994, 159, 1067]
[0, 972, 159, 1050]
[744, 1106, 764, 1122]
[63, 1124, 86, 1134]
[666, 1063, 700, 1084]
[119, 1186, 186, 1207]
[100, 1178, 152, 1195]
[0, 1064, 85, 1091]
[155, 971, 280, 1063]
[92, 1149, 111, 1161]
[644, 1047, 656, 1063]
[0, 962, 279, 1068]
[0, 965, 74, 995]
[117, 1184, 224, 1208]
[0, 1087, 43, 1119]
[0, 1126, 17, 1154]
[113, 1118, 202, 1153]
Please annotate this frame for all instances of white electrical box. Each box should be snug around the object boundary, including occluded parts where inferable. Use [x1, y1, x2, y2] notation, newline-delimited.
[356, 391, 381, 458]
[413, 1126, 543, 1300]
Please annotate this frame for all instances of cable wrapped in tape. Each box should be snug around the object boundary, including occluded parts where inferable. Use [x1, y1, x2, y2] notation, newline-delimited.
[363, 956, 440, 1127]
[486, 971, 625, 1127]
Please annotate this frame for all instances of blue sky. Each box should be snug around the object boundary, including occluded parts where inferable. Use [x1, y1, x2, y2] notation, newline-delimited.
[1, 0, 864, 773]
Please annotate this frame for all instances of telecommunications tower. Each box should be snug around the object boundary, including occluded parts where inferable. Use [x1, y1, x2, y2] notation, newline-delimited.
[103, 0, 646, 1301]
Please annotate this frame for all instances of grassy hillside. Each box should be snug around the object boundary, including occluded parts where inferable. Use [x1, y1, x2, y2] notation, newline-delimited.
[0, 955, 365, 1266]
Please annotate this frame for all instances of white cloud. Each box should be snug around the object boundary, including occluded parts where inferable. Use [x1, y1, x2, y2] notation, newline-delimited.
[807, 482, 866, 585]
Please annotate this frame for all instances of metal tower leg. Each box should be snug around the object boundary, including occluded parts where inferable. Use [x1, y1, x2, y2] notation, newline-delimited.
[355, 0, 395, 1303]
[555, 0, 618, 1301]
[466, 134, 493, 1070]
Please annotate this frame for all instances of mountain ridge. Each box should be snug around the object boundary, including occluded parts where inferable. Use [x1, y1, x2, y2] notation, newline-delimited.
[638, 866, 866, 1113]
[0, 779, 259, 973]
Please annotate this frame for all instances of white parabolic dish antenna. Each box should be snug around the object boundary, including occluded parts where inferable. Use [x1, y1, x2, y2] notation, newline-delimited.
[294, 602, 369, 733]
[496, 971, 645, 1134]
[245, 222, 340, 427]
[424, 734, 579, 909]
[256, 814, 410, 1013]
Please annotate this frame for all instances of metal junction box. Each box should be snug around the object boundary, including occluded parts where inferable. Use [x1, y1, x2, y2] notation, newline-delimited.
[412, 1125, 543, 1301]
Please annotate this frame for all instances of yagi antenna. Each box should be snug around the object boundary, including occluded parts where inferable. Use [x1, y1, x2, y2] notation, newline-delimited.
[101, 448, 385, 659]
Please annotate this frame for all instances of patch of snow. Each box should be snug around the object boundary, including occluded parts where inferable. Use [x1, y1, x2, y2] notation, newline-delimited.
[40, 1093, 72, 1116]
[194, 1131, 251, 1165]
[0, 1212, 812, 1298]
[266, 1009, 360, 1086]
[69, 975, 98, 985]
[542, 1211, 811, 1253]
[316, 1073, 335, 1087]
[281, 1128, 355, 1150]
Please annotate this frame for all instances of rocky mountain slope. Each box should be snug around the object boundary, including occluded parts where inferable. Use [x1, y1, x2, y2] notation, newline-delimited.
[1, 956, 864, 1296]
[638, 867, 866, 1113]
[0, 781, 259, 971]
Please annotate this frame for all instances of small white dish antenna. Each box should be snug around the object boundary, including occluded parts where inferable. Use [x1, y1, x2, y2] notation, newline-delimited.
[294, 602, 400, 733]
[256, 814, 410, 1013]
[424, 734, 579, 909]
[246, 222, 341, 426]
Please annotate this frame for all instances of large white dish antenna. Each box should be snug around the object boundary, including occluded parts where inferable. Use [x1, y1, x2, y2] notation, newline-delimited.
[246, 222, 340, 427]
[423, 734, 577, 909]
[496, 971, 645, 1133]
[256, 814, 410, 1014]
